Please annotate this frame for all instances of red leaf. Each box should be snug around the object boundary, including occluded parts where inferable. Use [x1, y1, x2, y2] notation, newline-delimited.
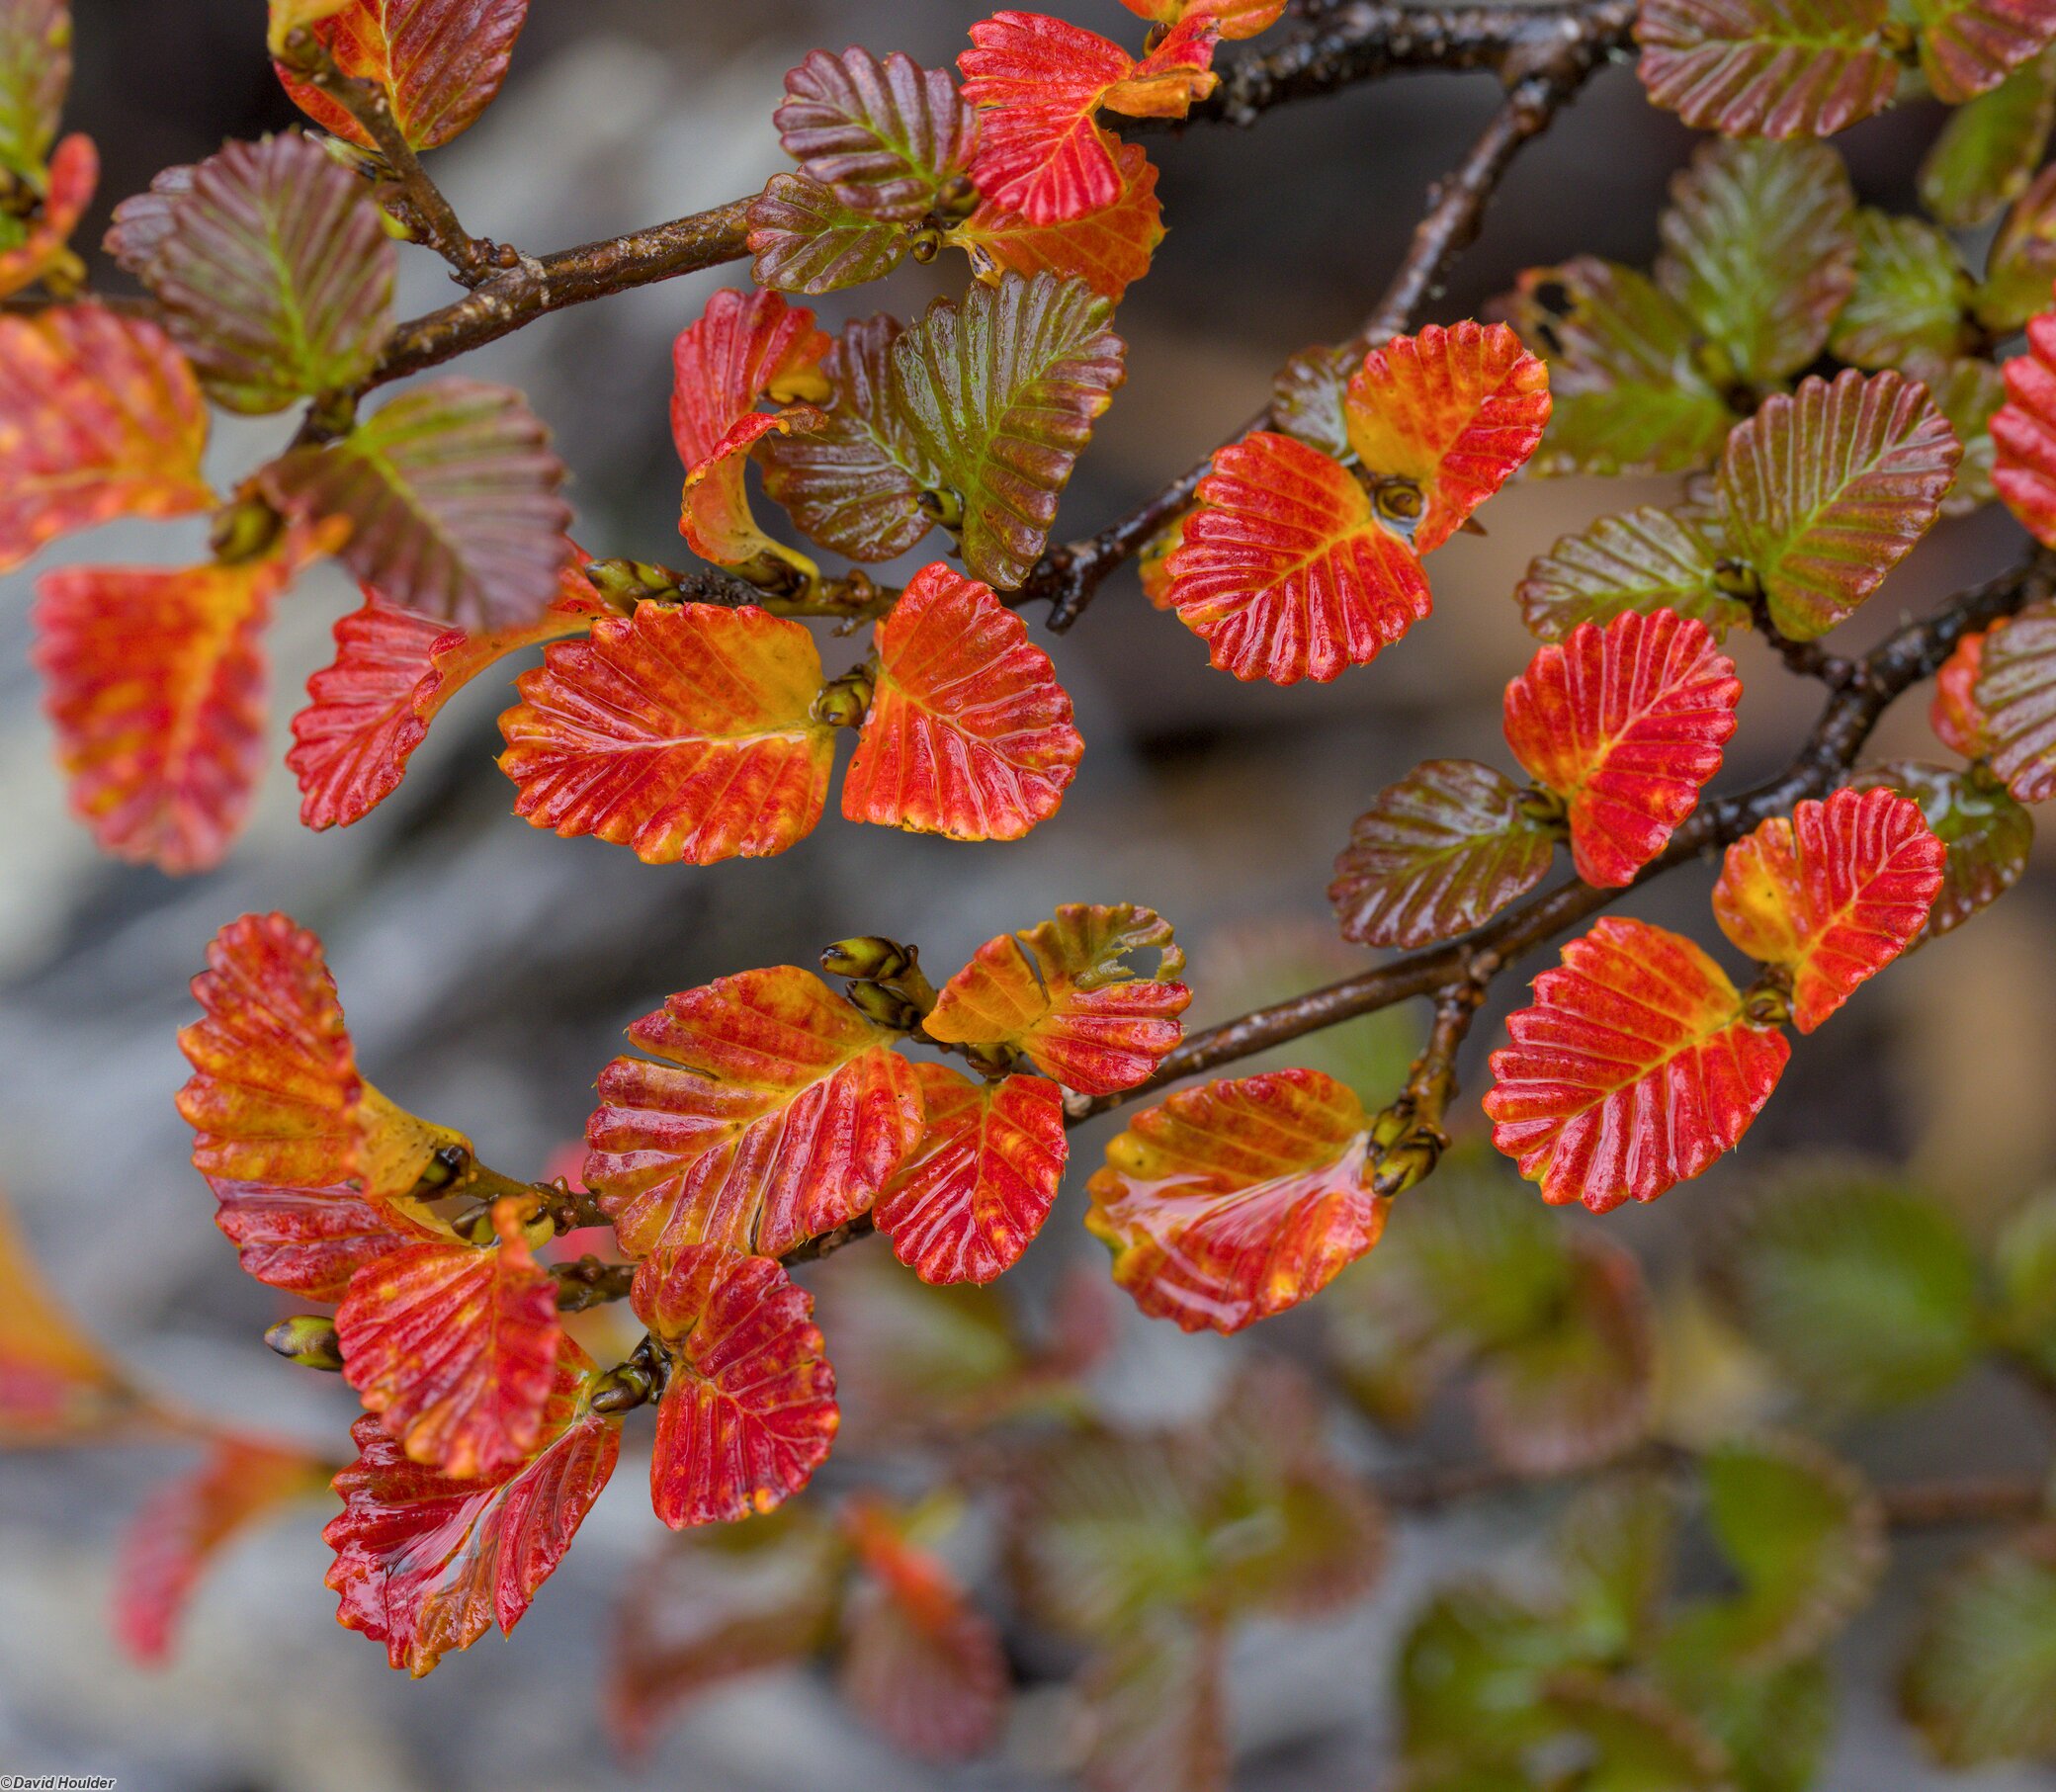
[1920, 0, 2056, 104]
[1085, 1067, 1389, 1333]
[842, 561, 1083, 839]
[0, 133, 94, 299]
[1712, 786, 1945, 1032]
[1484, 915, 1790, 1212]
[873, 1065, 1068, 1284]
[275, 0, 531, 150]
[1165, 429, 1432, 685]
[116, 1435, 331, 1664]
[1634, 0, 1898, 138]
[633, 1245, 838, 1527]
[337, 1201, 561, 1479]
[1501, 608, 1742, 888]
[950, 138, 1163, 302]
[0, 303, 213, 573]
[1342, 320, 1551, 554]
[324, 1344, 620, 1676]
[1974, 605, 2056, 800]
[209, 1176, 442, 1302]
[1103, 18, 1223, 117]
[585, 966, 925, 1261]
[498, 600, 836, 864]
[1996, 310, 2056, 545]
[1931, 623, 1997, 760]
[1119, 0, 1287, 38]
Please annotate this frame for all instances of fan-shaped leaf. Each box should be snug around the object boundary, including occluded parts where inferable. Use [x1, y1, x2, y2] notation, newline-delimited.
[745, 173, 906, 296]
[842, 561, 1083, 839]
[275, 0, 530, 151]
[1503, 609, 1743, 889]
[1634, 0, 1898, 137]
[775, 47, 972, 222]
[0, 0, 67, 182]
[1514, 505, 1746, 641]
[1328, 759, 1556, 948]
[1085, 1067, 1387, 1333]
[1916, 0, 2056, 104]
[1920, 50, 2056, 225]
[585, 966, 924, 1262]
[1903, 1525, 2056, 1765]
[633, 1244, 837, 1528]
[324, 1345, 620, 1677]
[874, 1066, 1068, 1284]
[1712, 786, 1945, 1032]
[1849, 760, 2032, 940]
[1164, 428, 1432, 684]
[1717, 369, 1961, 640]
[948, 137, 1162, 301]
[1973, 602, 2056, 798]
[1485, 916, 1790, 1213]
[0, 130, 92, 300]
[208, 1175, 442, 1301]
[1828, 210, 1972, 372]
[1995, 312, 2056, 547]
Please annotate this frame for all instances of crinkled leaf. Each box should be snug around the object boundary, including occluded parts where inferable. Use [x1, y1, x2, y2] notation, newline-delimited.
[1995, 313, 2056, 548]
[775, 47, 972, 222]
[1078, 1616, 1229, 1792]
[1328, 759, 1556, 948]
[1973, 601, 2056, 798]
[1915, 0, 2056, 104]
[208, 1175, 442, 1302]
[585, 966, 923, 1261]
[1515, 505, 1747, 641]
[1716, 369, 1961, 640]
[948, 137, 1162, 302]
[0, 129, 92, 300]
[0, 303, 213, 573]
[1849, 760, 2032, 940]
[0, 0, 67, 181]
[324, 1345, 620, 1677]
[1920, 49, 2056, 225]
[498, 600, 833, 864]
[1503, 609, 1742, 889]
[842, 560, 1083, 839]
[275, 0, 530, 151]
[745, 172, 906, 296]
[0, 1187, 135, 1444]
[1902, 1525, 2056, 1765]
[102, 161, 193, 278]
[1486, 916, 1790, 1213]
[1712, 786, 1945, 1032]
[1828, 209, 1973, 371]
[1932, 621, 1996, 758]
[1634, 0, 1898, 136]
[1165, 428, 1432, 684]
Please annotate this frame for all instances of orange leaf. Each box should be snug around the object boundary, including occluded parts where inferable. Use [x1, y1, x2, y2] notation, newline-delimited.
[633, 1244, 838, 1526]
[209, 1177, 444, 1303]
[843, 561, 1083, 839]
[1484, 915, 1790, 1212]
[1931, 623, 1997, 760]
[1501, 608, 1742, 888]
[950, 138, 1163, 302]
[873, 1065, 1069, 1284]
[274, 0, 531, 151]
[0, 304, 213, 573]
[1085, 1067, 1389, 1333]
[585, 966, 925, 1261]
[498, 600, 835, 864]
[1119, 0, 1287, 39]
[324, 1344, 620, 1676]
[0, 133, 94, 299]
[337, 1201, 561, 1479]
[1342, 320, 1551, 554]
[1712, 786, 1945, 1033]
[1165, 429, 1431, 685]
[0, 1187, 136, 1445]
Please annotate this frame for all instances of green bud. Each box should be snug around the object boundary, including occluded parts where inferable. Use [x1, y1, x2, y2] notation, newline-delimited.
[845, 981, 922, 1031]
[821, 936, 916, 981]
[264, 1316, 345, 1371]
[813, 667, 875, 729]
[209, 495, 287, 566]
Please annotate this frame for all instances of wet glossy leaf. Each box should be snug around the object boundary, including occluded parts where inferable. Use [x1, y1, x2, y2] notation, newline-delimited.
[0, 1186, 136, 1444]
[775, 47, 973, 222]
[1078, 1616, 1229, 1792]
[843, 561, 1083, 839]
[498, 601, 834, 864]
[745, 173, 906, 296]
[1920, 49, 2056, 224]
[585, 965, 924, 1261]
[948, 137, 1162, 301]
[1503, 609, 1742, 889]
[1165, 429, 1432, 684]
[0, 0, 67, 181]
[1654, 137, 1856, 385]
[1828, 210, 1973, 371]
[873, 1065, 1068, 1284]
[1328, 759, 1556, 948]
[324, 1345, 620, 1677]
[1514, 505, 1746, 641]
[1849, 760, 2032, 940]
[1712, 786, 1945, 1032]
[207, 1175, 443, 1302]
[1915, 0, 2056, 103]
[1486, 916, 1790, 1213]
[138, 133, 394, 414]
[0, 130, 91, 299]
[1995, 314, 2056, 548]
[1634, 0, 1898, 137]
[1974, 602, 2056, 798]
[1902, 1525, 2056, 1764]
[1271, 341, 1356, 461]
[275, 0, 531, 151]
[633, 1244, 836, 1528]
[1717, 369, 1960, 640]
[1085, 1067, 1387, 1332]
[260, 378, 571, 632]
[0, 304, 213, 573]
[1931, 622, 1996, 758]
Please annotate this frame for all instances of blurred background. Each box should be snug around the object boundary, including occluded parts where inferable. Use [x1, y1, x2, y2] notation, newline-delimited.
[5, 1, 2056, 1787]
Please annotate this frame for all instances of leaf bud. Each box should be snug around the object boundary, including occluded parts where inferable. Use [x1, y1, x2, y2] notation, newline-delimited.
[908, 227, 942, 265]
[934, 173, 979, 221]
[209, 493, 287, 566]
[264, 1315, 345, 1371]
[585, 556, 680, 611]
[844, 980, 923, 1032]
[916, 486, 965, 531]
[813, 666, 875, 728]
[821, 936, 917, 981]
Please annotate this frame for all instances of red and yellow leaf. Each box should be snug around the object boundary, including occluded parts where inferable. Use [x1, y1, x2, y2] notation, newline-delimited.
[1995, 309, 2056, 545]
[0, 132, 93, 299]
[585, 966, 925, 1262]
[1974, 604, 2056, 799]
[208, 1176, 444, 1302]
[1501, 608, 1743, 889]
[0, 1188, 137, 1445]
[1712, 786, 1945, 1032]
[843, 561, 1083, 839]
[1484, 916, 1790, 1213]
[873, 1065, 1069, 1284]
[498, 601, 835, 864]
[274, 0, 531, 151]
[1342, 321, 1551, 554]
[948, 137, 1163, 301]
[1932, 622, 1997, 760]
[0, 303, 213, 573]
[324, 1344, 620, 1677]
[1164, 429, 1432, 685]
[1119, 0, 1287, 39]
[633, 1244, 837, 1527]
[1084, 1067, 1389, 1333]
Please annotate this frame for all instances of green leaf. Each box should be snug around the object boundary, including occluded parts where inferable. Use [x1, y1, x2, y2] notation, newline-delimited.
[1716, 369, 1961, 640]
[1653, 1630, 1834, 1792]
[745, 172, 907, 295]
[1399, 1582, 1597, 1759]
[1552, 1475, 1679, 1662]
[1634, 0, 1898, 137]
[0, 0, 66, 182]
[1328, 759, 1556, 950]
[1655, 137, 1856, 385]
[1539, 1672, 1733, 1792]
[1977, 162, 2056, 332]
[258, 377, 570, 631]
[1912, 0, 2056, 105]
[1828, 209, 1974, 371]
[1715, 1159, 1983, 1409]
[1272, 342, 1357, 461]
[1973, 600, 2056, 802]
[1901, 1525, 2056, 1765]
[1077, 1615, 1229, 1792]
[1849, 760, 2032, 941]
[890, 271, 1126, 589]
[1919, 49, 2056, 226]
[1992, 1189, 2056, 1380]
[138, 133, 394, 415]
[1922, 353, 2006, 512]
[1514, 505, 1749, 641]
